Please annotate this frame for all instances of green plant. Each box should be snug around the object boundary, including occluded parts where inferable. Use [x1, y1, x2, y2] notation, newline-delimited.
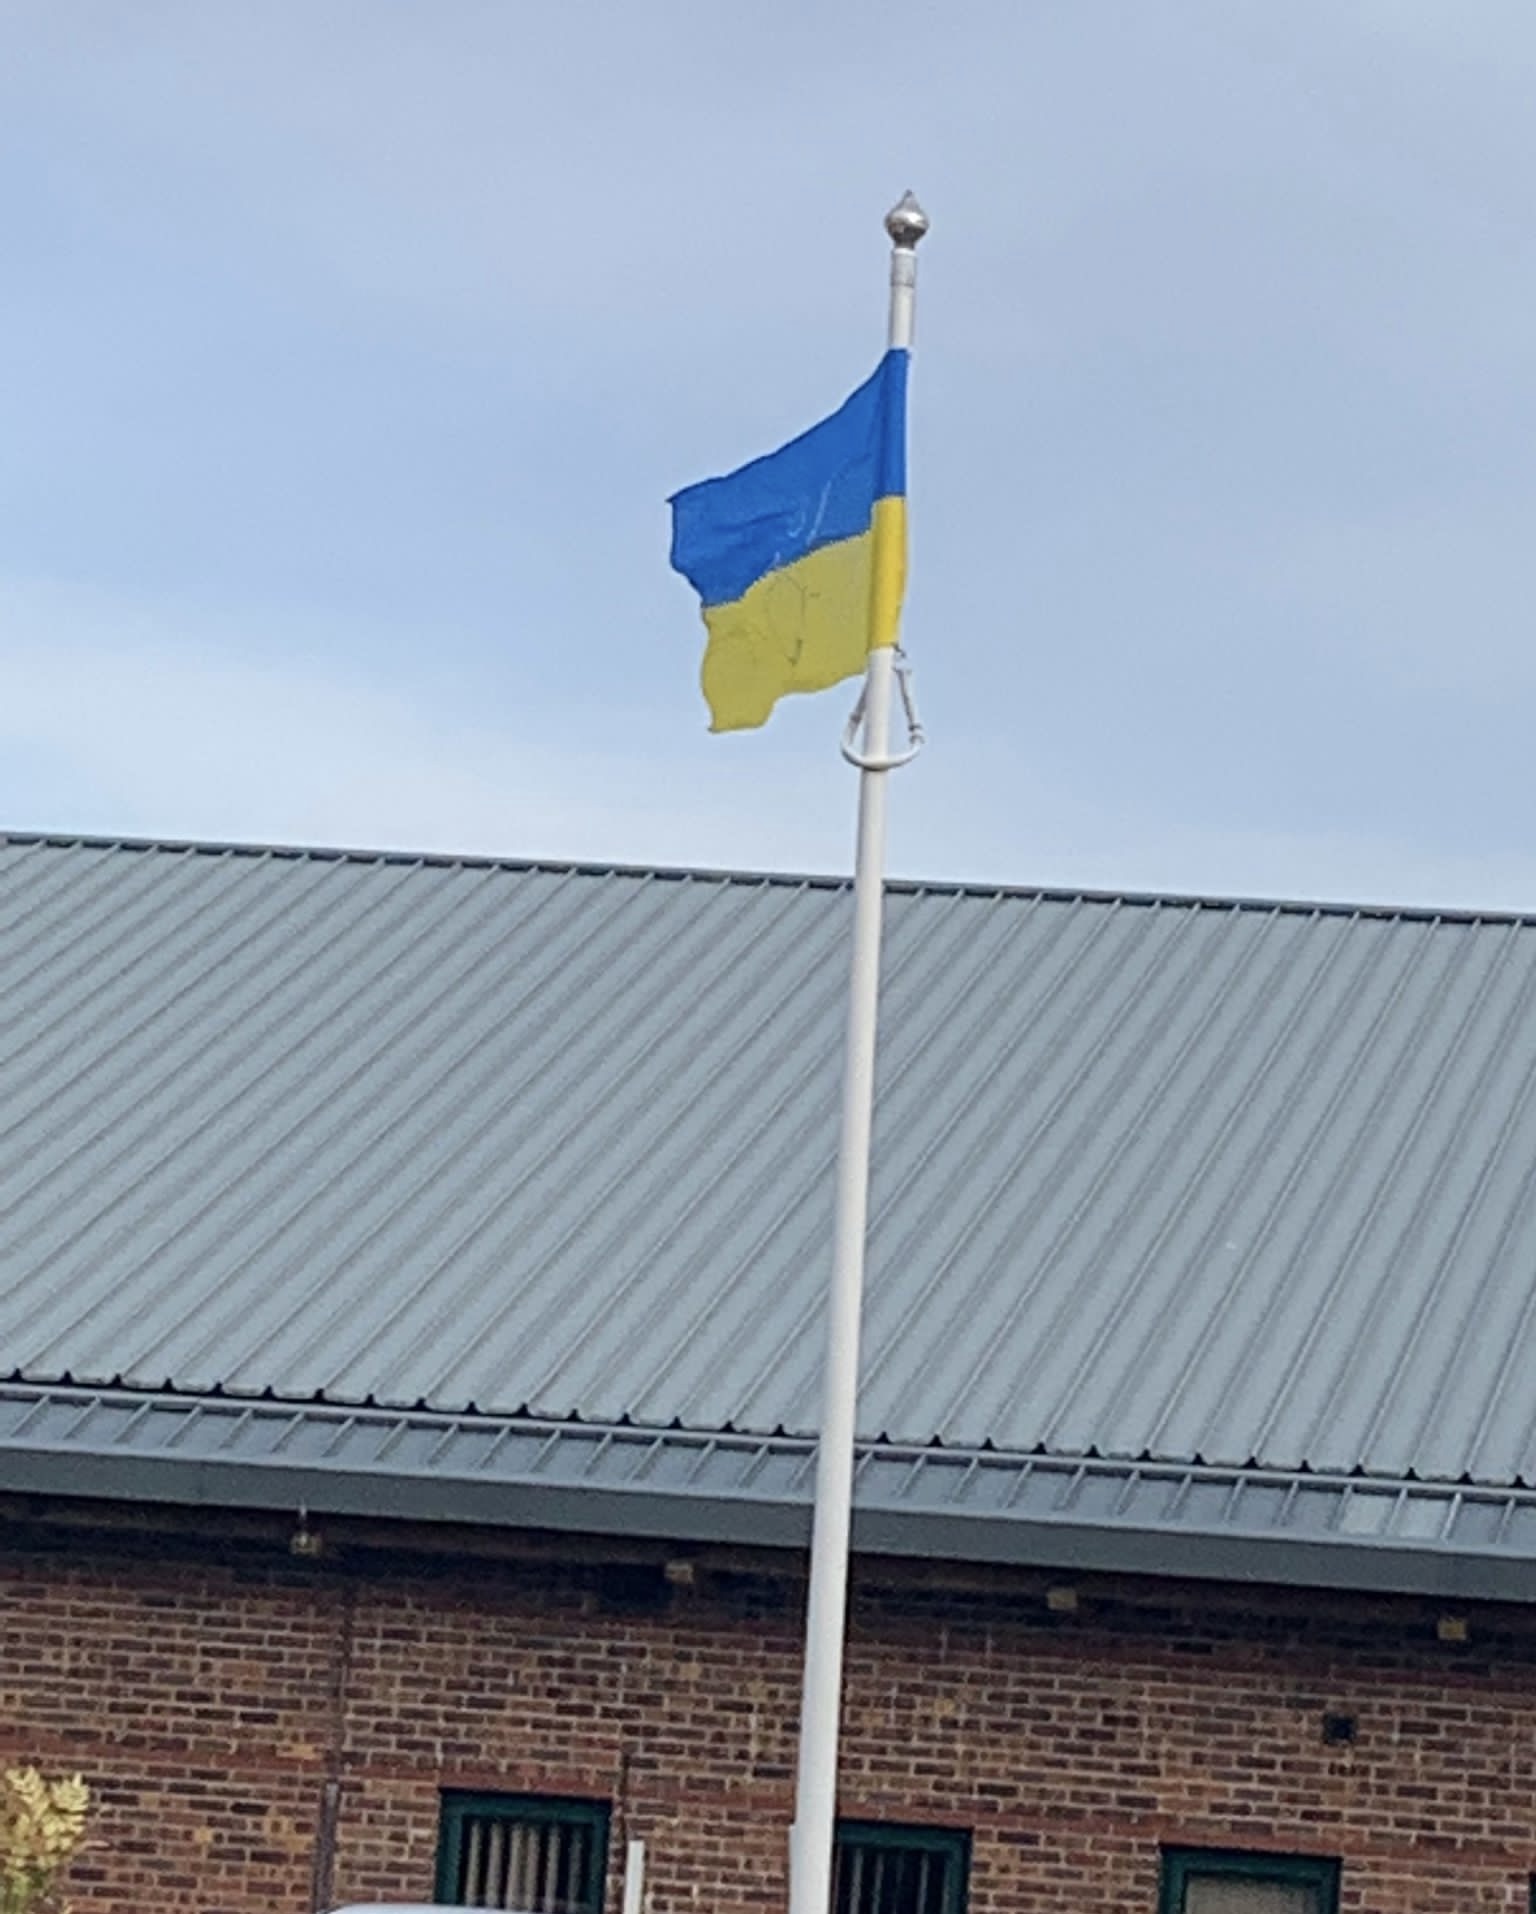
[0, 1769, 90, 1914]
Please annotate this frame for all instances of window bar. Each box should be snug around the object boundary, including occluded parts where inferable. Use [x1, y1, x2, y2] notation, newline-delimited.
[915, 1844, 933, 1914]
[846, 1841, 865, 1914]
[464, 1818, 484, 1902]
[507, 1819, 531, 1909]
[541, 1817, 562, 1910]
[571, 1822, 589, 1910]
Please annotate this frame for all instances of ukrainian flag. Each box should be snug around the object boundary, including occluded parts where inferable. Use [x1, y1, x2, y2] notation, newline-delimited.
[669, 349, 908, 732]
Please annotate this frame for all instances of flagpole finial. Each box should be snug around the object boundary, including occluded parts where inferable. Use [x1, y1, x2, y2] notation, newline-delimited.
[884, 191, 929, 250]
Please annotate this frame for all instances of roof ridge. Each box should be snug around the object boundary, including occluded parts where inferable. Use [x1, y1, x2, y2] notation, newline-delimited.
[3, 828, 1530, 927]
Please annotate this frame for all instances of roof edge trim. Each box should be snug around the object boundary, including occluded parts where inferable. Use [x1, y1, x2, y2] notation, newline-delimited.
[5, 1387, 1536, 1603]
[2, 831, 1525, 927]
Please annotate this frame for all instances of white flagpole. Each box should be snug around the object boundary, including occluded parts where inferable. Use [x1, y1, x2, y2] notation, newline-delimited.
[787, 190, 929, 1914]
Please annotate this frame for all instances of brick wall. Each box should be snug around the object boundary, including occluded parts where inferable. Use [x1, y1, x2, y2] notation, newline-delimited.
[2, 1512, 1535, 1914]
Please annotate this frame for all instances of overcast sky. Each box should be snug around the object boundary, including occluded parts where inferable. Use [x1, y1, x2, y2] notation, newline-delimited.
[5, 3, 1536, 908]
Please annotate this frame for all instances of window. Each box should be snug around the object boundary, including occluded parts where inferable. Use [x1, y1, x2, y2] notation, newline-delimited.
[436, 1793, 610, 1914]
[1160, 1849, 1340, 1914]
[834, 1821, 969, 1914]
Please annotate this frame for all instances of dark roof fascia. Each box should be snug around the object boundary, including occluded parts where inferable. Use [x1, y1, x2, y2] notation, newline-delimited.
[3, 1386, 1535, 1602]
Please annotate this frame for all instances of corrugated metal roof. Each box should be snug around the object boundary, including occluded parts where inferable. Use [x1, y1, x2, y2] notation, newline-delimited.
[6, 830, 1536, 1488]
[7, 1383, 1536, 1600]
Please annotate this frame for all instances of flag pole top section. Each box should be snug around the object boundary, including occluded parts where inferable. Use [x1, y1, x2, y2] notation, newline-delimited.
[884, 191, 930, 250]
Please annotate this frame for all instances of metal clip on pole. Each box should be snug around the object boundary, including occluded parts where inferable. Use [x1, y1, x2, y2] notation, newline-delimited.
[840, 648, 926, 772]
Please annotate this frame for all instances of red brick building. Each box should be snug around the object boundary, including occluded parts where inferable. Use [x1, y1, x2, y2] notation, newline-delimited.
[4, 834, 1536, 1914]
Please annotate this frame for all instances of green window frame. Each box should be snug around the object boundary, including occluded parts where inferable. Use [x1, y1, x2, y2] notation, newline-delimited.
[435, 1791, 610, 1913]
[1159, 1848, 1340, 1914]
[834, 1819, 970, 1914]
